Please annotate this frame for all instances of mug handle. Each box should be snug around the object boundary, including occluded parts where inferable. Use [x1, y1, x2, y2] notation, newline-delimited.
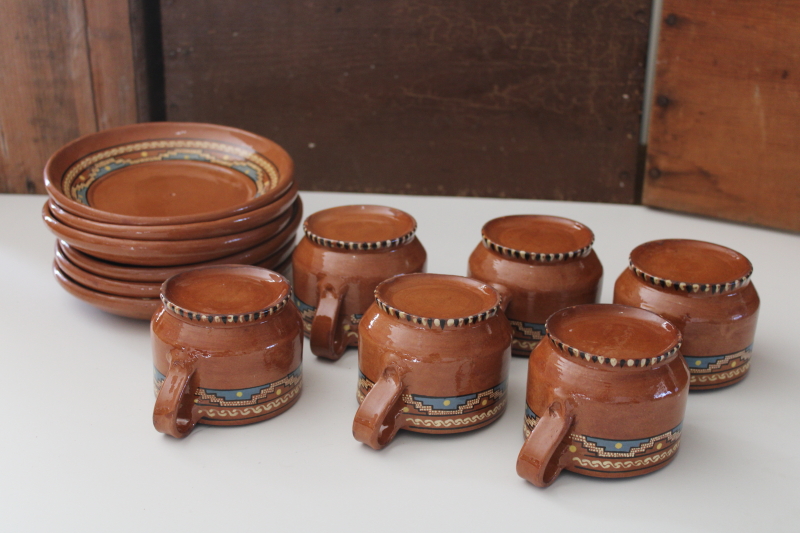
[352, 364, 406, 449]
[516, 401, 574, 487]
[310, 277, 349, 360]
[153, 350, 200, 438]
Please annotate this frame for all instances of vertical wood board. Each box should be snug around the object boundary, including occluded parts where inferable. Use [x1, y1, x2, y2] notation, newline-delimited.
[162, 0, 650, 203]
[644, 0, 800, 231]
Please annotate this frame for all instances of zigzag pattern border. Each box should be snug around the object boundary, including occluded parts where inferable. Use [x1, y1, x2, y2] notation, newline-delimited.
[402, 385, 506, 416]
[404, 400, 506, 427]
[197, 373, 302, 407]
[691, 362, 750, 383]
[688, 347, 752, 374]
[571, 442, 680, 470]
[63, 139, 278, 197]
[481, 236, 593, 262]
[197, 385, 300, 418]
[628, 260, 752, 295]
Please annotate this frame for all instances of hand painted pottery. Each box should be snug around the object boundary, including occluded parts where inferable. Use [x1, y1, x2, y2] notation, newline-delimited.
[467, 215, 602, 357]
[152, 265, 303, 438]
[516, 304, 688, 487]
[292, 205, 426, 360]
[56, 199, 301, 283]
[613, 239, 759, 390]
[353, 273, 511, 449]
[46, 183, 298, 241]
[44, 122, 294, 226]
[42, 200, 296, 267]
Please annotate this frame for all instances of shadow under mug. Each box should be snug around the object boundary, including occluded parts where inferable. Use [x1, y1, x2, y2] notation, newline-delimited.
[516, 304, 689, 487]
[353, 273, 512, 449]
[152, 265, 303, 438]
[291, 205, 426, 360]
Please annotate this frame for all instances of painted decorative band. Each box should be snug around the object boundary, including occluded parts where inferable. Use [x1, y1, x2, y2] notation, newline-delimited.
[546, 329, 681, 368]
[63, 139, 279, 205]
[303, 224, 416, 251]
[359, 372, 507, 430]
[374, 295, 501, 330]
[525, 405, 683, 463]
[160, 289, 292, 324]
[481, 235, 593, 262]
[628, 260, 752, 294]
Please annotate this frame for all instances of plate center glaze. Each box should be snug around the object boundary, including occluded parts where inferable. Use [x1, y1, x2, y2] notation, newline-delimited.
[87, 161, 257, 217]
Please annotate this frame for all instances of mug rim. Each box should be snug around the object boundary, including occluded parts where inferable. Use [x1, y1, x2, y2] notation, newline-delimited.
[160, 264, 292, 324]
[303, 205, 417, 251]
[481, 215, 594, 262]
[545, 304, 682, 369]
[374, 273, 502, 330]
[628, 239, 753, 295]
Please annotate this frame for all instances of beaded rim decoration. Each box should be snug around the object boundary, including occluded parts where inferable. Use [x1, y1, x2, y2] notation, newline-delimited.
[303, 223, 417, 251]
[546, 327, 681, 369]
[374, 292, 501, 330]
[481, 235, 593, 262]
[628, 260, 753, 295]
[160, 289, 292, 324]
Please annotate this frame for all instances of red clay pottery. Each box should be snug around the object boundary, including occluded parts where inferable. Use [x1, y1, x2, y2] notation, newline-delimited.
[45, 122, 294, 226]
[46, 183, 298, 241]
[517, 304, 688, 487]
[614, 239, 759, 390]
[56, 201, 301, 283]
[468, 215, 602, 357]
[53, 262, 161, 319]
[42, 200, 295, 266]
[292, 205, 426, 360]
[354, 273, 512, 449]
[152, 265, 303, 438]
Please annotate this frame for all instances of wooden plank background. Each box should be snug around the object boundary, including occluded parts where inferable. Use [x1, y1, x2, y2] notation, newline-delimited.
[644, 0, 800, 231]
[0, 0, 139, 194]
[161, 0, 651, 203]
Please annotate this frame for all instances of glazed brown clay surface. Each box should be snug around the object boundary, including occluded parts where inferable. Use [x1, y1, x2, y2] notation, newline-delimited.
[42, 199, 296, 266]
[517, 304, 689, 487]
[47, 183, 298, 241]
[354, 273, 512, 449]
[45, 122, 294, 225]
[53, 263, 161, 320]
[152, 265, 303, 438]
[468, 215, 602, 357]
[614, 239, 759, 390]
[56, 200, 300, 283]
[292, 205, 426, 360]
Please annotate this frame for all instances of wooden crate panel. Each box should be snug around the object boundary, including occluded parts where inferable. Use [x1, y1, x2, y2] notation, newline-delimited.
[644, 0, 800, 231]
[162, 0, 650, 203]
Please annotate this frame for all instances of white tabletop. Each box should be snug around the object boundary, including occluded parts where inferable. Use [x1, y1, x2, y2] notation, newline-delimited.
[2, 191, 798, 532]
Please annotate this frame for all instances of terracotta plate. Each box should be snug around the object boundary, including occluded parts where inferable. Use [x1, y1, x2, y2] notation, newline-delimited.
[45, 122, 294, 226]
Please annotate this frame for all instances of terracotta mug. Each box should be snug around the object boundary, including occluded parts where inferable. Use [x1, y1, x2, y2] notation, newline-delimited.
[353, 273, 512, 449]
[517, 304, 689, 487]
[613, 239, 759, 390]
[292, 205, 426, 360]
[468, 215, 603, 357]
[152, 265, 303, 438]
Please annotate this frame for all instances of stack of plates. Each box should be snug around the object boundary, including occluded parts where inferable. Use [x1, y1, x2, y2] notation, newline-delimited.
[42, 122, 302, 319]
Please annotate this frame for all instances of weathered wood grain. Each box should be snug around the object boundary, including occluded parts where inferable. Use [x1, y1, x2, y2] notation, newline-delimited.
[0, 0, 139, 194]
[644, 0, 800, 231]
[162, 0, 650, 203]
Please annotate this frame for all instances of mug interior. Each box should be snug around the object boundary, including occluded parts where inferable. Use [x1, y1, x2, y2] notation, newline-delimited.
[547, 304, 681, 362]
